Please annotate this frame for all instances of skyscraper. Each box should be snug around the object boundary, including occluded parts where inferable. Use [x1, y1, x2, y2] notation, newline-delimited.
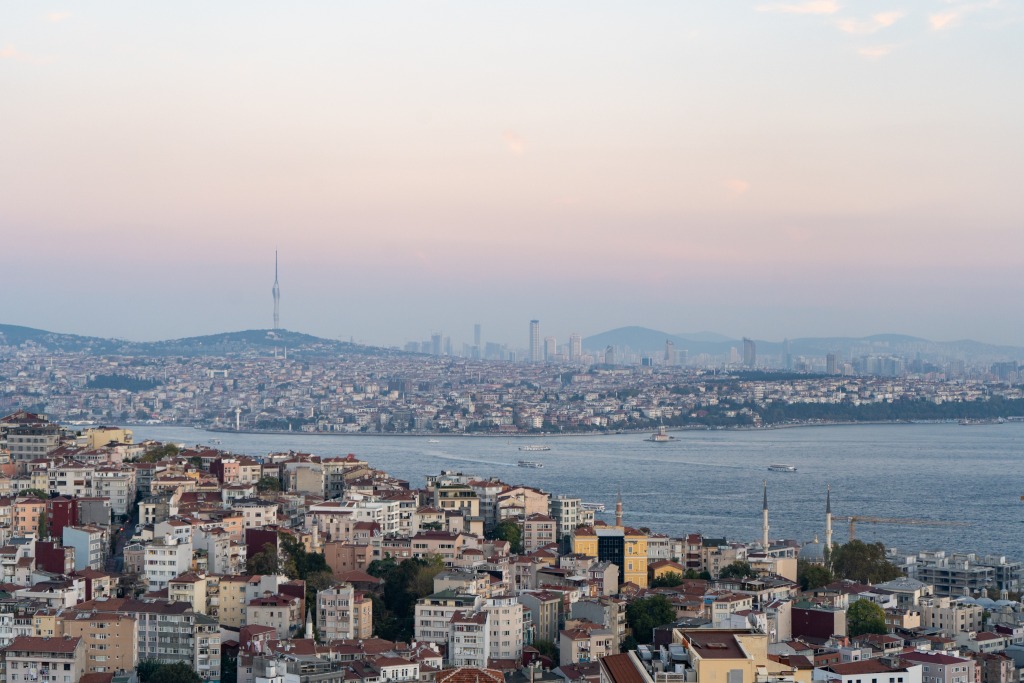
[272, 251, 280, 330]
[743, 337, 756, 368]
[474, 324, 481, 348]
[529, 320, 541, 363]
[664, 340, 677, 366]
[569, 333, 582, 361]
[544, 336, 557, 361]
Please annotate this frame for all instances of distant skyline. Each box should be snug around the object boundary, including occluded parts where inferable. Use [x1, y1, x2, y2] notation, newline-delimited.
[3, 2, 1022, 348]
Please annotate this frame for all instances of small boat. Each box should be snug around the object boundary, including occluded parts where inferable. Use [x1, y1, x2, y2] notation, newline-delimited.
[581, 502, 606, 512]
[519, 445, 551, 452]
[768, 464, 797, 472]
[427, 439, 440, 443]
[518, 460, 544, 468]
[646, 426, 674, 442]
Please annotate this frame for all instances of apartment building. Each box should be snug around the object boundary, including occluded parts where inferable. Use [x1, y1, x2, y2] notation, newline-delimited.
[2, 635, 86, 683]
[317, 584, 373, 641]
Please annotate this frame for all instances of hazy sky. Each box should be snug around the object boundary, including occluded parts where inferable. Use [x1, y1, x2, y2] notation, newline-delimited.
[3, 1, 1023, 349]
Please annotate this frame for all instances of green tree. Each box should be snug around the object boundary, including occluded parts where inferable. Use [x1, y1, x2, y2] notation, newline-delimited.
[650, 572, 685, 588]
[847, 598, 887, 636]
[829, 541, 902, 584]
[37, 508, 48, 539]
[138, 662, 201, 683]
[626, 595, 676, 644]
[246, 542, 280, 575]
[257, 475, 282, 492]
[139, 443, 180, 464]
[366, 556, 437, 642]
[19, 488, 48, 499]
[411, 554, 446, 598]
[532, 639, 558, 660]
[718, 561, 754, 580]
[489, 519, 523, 554]
[797, 559, 835, 591]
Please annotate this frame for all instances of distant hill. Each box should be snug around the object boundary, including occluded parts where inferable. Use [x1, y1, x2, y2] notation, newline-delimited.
[583, 326, 1024, 362]
[0, 324, 399, 358]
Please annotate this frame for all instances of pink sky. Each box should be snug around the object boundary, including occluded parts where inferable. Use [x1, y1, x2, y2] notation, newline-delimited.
[2, 2, 1023, 347]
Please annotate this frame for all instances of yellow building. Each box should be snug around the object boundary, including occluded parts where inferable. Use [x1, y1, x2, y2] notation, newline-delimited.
[83, 427, 133, 449]
[571, 523, 649, 588]
[169, 572, 208, 614]
[217, 575, 251, 628]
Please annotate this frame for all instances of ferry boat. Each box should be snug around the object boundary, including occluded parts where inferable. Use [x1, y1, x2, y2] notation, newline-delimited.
[517, 460, 544, 468]
[427, 439, 440, 443]
[519, 444, 551, 452]
[767, 464, 797, 472]
[646, 426, 674, 442]
[581, 502, 606, 512]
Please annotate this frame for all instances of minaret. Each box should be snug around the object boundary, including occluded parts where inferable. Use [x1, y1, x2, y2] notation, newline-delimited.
[272, 250, 281, 330]
[825, 483, 833, 551]
[305, 606, 314, 640]
[762, 480, 770, 550]
[615, 490, 623, 528]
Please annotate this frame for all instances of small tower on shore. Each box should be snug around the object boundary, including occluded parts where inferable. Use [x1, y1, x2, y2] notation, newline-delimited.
[615, 490, 623, 528]
[762, 479, 770, 550]
[825, 483, 833, 551]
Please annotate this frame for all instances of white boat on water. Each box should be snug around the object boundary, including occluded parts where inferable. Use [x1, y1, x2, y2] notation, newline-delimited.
[768, 464, 797, 472]
[581, 502, 606, 512]
[427, 439, 440, 443]
[519, 445, 551, 452]
[518, 460, 544, 468]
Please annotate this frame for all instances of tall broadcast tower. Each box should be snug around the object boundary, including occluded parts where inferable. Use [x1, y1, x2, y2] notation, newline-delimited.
[272, 251, 281, 330]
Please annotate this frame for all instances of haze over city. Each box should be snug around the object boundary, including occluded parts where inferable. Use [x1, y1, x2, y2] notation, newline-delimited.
[3, 2, 1023, 348]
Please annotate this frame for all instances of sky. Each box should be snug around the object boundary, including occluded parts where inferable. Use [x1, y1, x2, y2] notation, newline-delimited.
[3, 1, 1023, 350]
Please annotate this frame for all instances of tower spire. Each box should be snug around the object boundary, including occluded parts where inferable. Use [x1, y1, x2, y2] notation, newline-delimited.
[272, 250, 281, 330]
[762, 479, 769, 550]
[825, 483, 833, 551]
[615, 489, 623, 528]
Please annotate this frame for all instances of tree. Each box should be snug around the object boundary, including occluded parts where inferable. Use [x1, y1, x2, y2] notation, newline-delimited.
[246, 542, 279, 575]
[847, 598, 887, 636]
[489, 519, 523, 554]
[797, 559, 835, 591]
[257, 475, 282, 492]
[138, 662, 201, 683]
[411, 554, 446, 598]
[718, 561, 754, 580]
[532, 639, 558, 660]
[139, 443, 180, 464]
[829, 541, 902, 584]
[19, 488, 48, 499]
[626, 595, 676, 644]
[650, 572, 685, 588]
[37, 508, 48, 539]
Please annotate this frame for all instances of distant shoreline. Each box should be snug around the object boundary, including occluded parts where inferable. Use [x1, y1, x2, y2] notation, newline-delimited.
[120, 418, 992, 438]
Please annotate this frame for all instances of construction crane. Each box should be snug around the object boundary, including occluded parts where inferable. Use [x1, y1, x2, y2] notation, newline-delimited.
[833, 515, 971, 541]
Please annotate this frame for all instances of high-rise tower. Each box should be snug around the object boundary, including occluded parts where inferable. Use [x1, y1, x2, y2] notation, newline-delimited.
[529, 320, 541, 363]
[272, 251, 281, 330]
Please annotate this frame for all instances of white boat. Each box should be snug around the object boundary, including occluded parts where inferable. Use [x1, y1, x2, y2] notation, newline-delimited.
[427, 439, 440, 443]
[519, 444, 551, 452]
[768, 464, 797, 472]
[518, 460, 544, 468]
[581, 502, 606, 512]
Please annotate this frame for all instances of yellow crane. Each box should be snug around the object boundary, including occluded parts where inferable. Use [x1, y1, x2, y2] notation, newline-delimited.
[833, 515, 971, 541]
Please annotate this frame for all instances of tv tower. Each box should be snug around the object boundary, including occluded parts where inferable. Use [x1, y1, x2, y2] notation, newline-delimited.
[272, 251, 280, 330]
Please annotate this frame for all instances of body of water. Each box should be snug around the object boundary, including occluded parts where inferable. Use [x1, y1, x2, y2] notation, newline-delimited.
[132, 423, 1024, 559]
